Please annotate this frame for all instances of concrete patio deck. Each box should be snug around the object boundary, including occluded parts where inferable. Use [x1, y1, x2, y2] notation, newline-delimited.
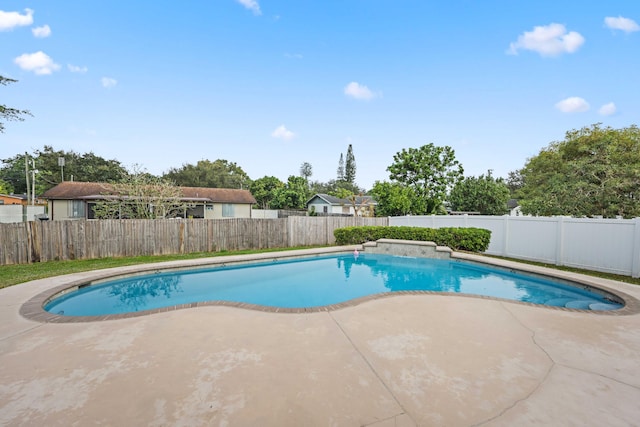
[1, 249, 640, 426]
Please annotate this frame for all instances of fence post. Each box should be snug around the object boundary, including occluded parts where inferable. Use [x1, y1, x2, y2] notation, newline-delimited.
[632, 217, 640, 278]
[555, 216, 565, 266]
[25, 222, 32, 264]
[502, 215, 509, 256]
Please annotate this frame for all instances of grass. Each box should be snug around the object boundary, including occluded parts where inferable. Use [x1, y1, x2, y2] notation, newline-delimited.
[0, 246, 325, 289]
[481, 254, 640, 286]
[2, 247, 638, 290]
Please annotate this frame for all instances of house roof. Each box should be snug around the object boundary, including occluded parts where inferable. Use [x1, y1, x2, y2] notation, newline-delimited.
[42, 182, 257, 204]
[306, 193, 377, 206]
[0, 194, 28, 200]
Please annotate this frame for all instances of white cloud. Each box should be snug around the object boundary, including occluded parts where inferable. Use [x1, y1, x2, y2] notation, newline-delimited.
[555, 97, 590, 113]
[67, 64, 88, 73]
[0, 8, 33, 31]
[101, 77, 117, 88]
[604, 16, 640, 33]
[271, 125, 295, 141]
[344, 81, 378, 100]
[32, 24, 51, 38]
[14, 51, 60, 75]
[598, 102, 617, 116]
[284, 53, 303, 59]
[236, 0, 261, 15]
[508, 23, 585, 57]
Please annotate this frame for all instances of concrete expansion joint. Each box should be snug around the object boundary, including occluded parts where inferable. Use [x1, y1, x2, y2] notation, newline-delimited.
[326, 311, 419, 426]
[0, 323, 43, 343]
[556, 363, 640, 392]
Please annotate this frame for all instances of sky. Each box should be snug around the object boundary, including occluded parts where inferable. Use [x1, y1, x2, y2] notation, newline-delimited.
[1, 1, 639, 190]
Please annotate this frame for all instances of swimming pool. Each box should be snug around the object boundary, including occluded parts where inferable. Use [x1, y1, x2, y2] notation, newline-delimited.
[44, 252, 623, 316]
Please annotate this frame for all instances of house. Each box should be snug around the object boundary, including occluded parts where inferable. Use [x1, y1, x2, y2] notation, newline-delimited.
[306, 193, 377, 217]
[508, 199, 523, 216]
[0, 194, 29, 206]
[42, 181, 257, 220]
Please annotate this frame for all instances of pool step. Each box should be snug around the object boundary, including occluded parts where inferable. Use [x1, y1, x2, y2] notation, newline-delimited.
[544, 298, 622, 311]
[565, 300, 598, 310]
[588, 302, 621, 311]
[545, 298, 574, 307]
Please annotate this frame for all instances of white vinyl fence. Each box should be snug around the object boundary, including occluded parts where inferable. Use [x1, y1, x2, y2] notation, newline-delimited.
[0, 205, 47, 223]
[390, 215, 640, 278]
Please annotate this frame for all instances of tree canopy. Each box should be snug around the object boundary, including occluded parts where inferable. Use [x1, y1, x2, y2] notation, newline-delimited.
[345, 144, 356, 184]
[1, 76, 31, 133]
[386, 143, 464, 214]
[249, 176, 284, 209]
[1, 146, 126, 194]
[448, 171, 510, 215]
[309, 179, 363, 199]
[299, 162, 312, 180]
[0, 178, 12, 194]
[336, 153, 345, 181]
[270, 175, 309, 209]
[519, 124, 640, 218]
[370, 181, 415, 216]
[92, 167, 190, 219]
[163, 159, 251, 189]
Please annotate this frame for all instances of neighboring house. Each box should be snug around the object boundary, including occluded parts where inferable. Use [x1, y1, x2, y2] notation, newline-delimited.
[508, 199, 523, 216]
[306, 193, 377, 217]
[0, 194, 29, 205]
[42, 182, 257, 220]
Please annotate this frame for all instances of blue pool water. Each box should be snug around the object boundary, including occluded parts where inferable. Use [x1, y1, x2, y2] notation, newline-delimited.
[44, 253, 623, 316]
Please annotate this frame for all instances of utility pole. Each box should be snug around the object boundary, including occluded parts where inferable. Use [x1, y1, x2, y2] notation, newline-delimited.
[58, 157, 65, 182]
[31, 159, 38, 205]
[24, 154, 30, 204]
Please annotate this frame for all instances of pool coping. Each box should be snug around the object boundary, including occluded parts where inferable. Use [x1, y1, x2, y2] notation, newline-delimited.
[19, 242, 640, 323]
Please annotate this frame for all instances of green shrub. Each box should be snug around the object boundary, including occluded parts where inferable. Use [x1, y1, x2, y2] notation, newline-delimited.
[334, 226, 491, 252]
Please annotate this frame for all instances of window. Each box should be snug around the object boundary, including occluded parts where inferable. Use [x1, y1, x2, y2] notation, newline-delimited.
[323, 206, 328, 213]
[222, 204, 235, 217]
[69, 200, 85, 218]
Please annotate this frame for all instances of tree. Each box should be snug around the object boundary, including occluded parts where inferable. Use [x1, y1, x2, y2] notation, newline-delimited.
[92, 167, 191, 219]
[0, 178, 13, 194]
[506, 169, 524, 199]
[0, 146, 126, 194]
[309, 179, 364, 198]
[448, 171, 510, 215]
[519, 124, 640, 218]
[370, 181, 415, 216]
[345, 144, 356, 184]
[1, 76, 31, 133]
[386, 143, 464, 214]
[299, 162, 312, 184]
[249, 176, 284, 209]
[164, 159, 251, 189]
[336, 153, 345, 181]
[270, 176, 308, 209]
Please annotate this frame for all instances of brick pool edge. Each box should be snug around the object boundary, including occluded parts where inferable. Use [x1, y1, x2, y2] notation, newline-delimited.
[20, 241, 640, 323]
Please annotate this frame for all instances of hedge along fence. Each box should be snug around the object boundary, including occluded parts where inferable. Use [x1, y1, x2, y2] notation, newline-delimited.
[0, 216, 388, 266]
[333, 226, 492, 252]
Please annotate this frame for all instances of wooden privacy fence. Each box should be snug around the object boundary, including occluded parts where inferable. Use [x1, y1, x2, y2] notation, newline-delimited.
[0, 216, 388, 265]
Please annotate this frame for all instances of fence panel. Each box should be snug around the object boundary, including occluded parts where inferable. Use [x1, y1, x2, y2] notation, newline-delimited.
[389, 215, 640, 277]
[562, 218, 637, 275]
[504, 217, 559, 263]
[0, 216, 388, 266]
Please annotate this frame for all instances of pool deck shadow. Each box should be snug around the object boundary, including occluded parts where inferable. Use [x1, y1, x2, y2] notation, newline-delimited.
[2, 246, 640, 426]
